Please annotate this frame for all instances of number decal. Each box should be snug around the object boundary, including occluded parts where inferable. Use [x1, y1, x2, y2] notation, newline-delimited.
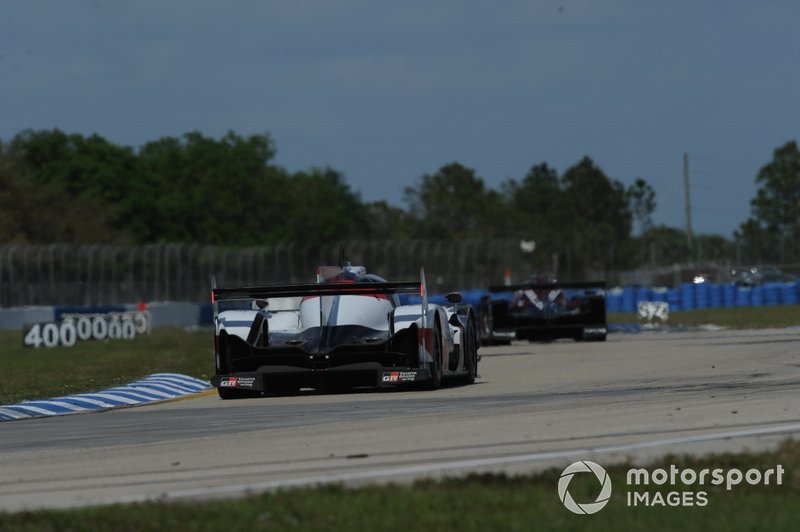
[42, 323, 59, 348]
[91, 316, 108, 340]
[23, 324, 42, 348]
[60, 322, 77, 347]
[122, 319, 136, 339]
[76, 316, 93, 340]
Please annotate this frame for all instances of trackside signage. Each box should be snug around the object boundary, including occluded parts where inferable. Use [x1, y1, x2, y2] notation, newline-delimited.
[22, 311, 151, 348]
[558, 461, 784, 514]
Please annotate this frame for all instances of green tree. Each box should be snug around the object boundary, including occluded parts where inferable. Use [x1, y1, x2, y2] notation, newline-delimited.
[627, 177, 656, 234]
[8, 128, 139, 211]
[403, 162, 506, 239]
[363, 200, 414, 239]
[502, 163, 572, 272]
[736, 140, 800, 262]
[559, 157, 633, 272]
[280, 167, 369, 243]
[0, 158, 126, 244]
[130, 131, 283, 244]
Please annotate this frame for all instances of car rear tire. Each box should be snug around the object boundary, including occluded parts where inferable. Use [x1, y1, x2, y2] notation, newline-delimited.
[426, 322, 443, 390]
[462, 316, 479, 384]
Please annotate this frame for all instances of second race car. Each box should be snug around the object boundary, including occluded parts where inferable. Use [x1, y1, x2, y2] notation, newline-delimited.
[479, 274, 607, 344]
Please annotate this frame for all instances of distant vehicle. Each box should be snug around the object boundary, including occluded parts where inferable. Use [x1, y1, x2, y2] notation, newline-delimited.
[479, 275, 607, 344]
[729, 265, 795, 286]
[210, 264, 479, 398]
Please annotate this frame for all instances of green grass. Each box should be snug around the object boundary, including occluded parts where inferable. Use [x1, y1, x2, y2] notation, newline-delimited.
[1, 440, 799, 531]
[609, 304, 800, 330]
[0, 328, 212, 404]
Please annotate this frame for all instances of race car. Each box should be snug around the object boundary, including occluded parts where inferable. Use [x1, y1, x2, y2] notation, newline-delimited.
[210, 264, 479, 398]
[479, 275, 607, 344]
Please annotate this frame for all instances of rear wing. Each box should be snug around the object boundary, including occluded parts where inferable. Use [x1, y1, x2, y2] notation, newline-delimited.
[213, 281, 421, 302]
[488, 281, 606, 293]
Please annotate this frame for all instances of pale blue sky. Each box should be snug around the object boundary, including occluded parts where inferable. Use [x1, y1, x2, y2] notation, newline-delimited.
[2, 1, 798, 236]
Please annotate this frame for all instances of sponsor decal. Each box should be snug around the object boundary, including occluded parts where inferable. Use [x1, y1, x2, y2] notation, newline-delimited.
[381, 371, 419, 383]
[219, 376, 256, 388]
[583, 327, 607, 335]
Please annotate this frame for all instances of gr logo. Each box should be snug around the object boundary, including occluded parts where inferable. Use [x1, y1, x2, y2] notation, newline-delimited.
[558, 460, 612, 514]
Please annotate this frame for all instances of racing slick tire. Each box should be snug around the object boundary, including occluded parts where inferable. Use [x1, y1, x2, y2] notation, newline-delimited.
[461, 315, 479, 385]
[426, 321, 443, 390]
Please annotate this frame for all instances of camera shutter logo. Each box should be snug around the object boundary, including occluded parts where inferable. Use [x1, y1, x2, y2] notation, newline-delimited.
[558, 461, 612, 514]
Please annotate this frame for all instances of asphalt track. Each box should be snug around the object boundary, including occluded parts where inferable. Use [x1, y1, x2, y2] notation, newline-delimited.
[1, 328, 799, 512]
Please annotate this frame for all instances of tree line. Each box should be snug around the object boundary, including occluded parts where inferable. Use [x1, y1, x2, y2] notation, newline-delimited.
[1, 129, 798, 273]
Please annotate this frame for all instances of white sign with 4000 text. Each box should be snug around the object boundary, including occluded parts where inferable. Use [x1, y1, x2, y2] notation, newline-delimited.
[22, 312, 150, 348]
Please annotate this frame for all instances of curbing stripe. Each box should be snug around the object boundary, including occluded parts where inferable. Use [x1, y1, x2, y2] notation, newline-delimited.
[0, 373, 212, 423]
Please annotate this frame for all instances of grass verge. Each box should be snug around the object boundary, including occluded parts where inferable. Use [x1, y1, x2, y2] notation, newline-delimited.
[1, 440, 798, 531]
[0, 328, 211, 404]
[608, 304, 800, 330]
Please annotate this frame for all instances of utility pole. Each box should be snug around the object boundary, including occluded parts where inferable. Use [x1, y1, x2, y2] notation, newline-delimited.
[683, 152, 693, 250]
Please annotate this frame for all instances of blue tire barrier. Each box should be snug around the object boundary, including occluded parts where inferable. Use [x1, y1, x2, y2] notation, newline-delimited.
[735, 286, 751, 307]
[650, 288, 669, 303]
[461, 290, 485, 310]
[667, 288, 682, 312]
[606, 290, 623, 313]
[722, 283, 736, 307]
[709, 284, 723, 308]
[695, 282, 710, 309]
[680, 283, 695, 311]
[781, 282, 799, 305]
[635, 287, 652, 306]
[622, 286, 636, 313]
[763, 283, 780, 306]
[751, 285, 764, 307]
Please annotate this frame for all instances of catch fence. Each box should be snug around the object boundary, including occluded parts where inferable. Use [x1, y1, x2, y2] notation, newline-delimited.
[0, 240, 534, 307]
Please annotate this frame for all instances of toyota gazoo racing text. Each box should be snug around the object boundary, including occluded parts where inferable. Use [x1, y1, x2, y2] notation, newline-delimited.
[210, 264, 479, 398]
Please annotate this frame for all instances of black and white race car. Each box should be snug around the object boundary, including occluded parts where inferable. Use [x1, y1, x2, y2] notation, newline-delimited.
[479, 275, 607, 344]
[210, 264, 479, 398]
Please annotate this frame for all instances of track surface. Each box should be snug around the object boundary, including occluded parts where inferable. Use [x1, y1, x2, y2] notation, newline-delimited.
[1, 328, 799, 511]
